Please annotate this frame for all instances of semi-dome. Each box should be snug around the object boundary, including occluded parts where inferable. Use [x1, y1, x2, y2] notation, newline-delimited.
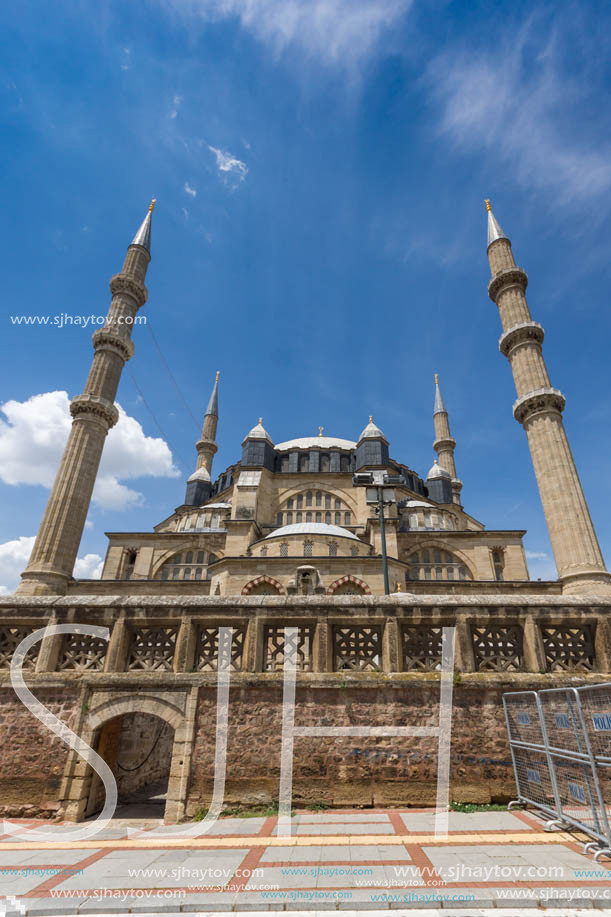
[427, 459, 451, 481]
[265, 522, 359, 541]
[275, 436, 356, 451]
[358, 416, 386, 441]
[243, 418, 273, 445]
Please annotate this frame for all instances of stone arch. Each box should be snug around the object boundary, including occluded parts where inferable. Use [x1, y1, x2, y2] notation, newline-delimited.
[61, 692, 192, 825]
[241, 575, 286, 596]
[278, 486, 358, 516]
[151, 545, 222, 580]
[403, 541, 475, 581]
[327, 575, 371, 595]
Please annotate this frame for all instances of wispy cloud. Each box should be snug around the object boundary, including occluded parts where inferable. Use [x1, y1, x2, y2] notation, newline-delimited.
[184, 181, 197, 197]
[162, 0, 412, 70]
[426, 12, 611, 205]
[525, 551, 548, 560]
[120, 47, 132, 71]
[170, 94, 182, 118]
[208, 144, 248, 186]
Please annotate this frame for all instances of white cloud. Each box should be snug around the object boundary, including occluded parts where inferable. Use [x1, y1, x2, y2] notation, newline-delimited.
[184, 181, 197, 197]
[0, 391, 179, 511]
[525, 551, 548, 560]
[170, 94, 183, 118]
[0, 536, 103, 594]
[167, 0, 412, 69]
[208, 145, 248, 185]
[427, 16, 611, 204]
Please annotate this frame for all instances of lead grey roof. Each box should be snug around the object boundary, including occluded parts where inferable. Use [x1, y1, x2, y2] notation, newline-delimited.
[434, 378, 446, 415]
[243, 419, 273, 445]
[206, 375, 219, 417]
[275, 436, 356, 451]
[264, 522, 359, 541]
[358, 418, 386, 441]
[131, 202, 154, 252]
[487, 205, 508, 248]
[427, 460, 451, 481]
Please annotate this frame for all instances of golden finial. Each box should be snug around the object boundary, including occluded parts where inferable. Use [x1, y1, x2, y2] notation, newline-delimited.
[318, 426, 324, 437]
[485, 199, 491, 212]
[434, 458, 438, 464]
[434, 373, 439, 385]
[395, 581, 401, 593]
[149, 198, 157, 213]
[215, 370, 220, 382]
[369, 415, 373, 423]
[258, 417, 263, 425]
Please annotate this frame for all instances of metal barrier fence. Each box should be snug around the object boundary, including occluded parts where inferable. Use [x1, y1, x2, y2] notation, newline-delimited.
[503, 684, 611, 859]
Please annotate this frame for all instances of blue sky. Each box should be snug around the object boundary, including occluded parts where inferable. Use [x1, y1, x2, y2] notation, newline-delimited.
[2, 0, 611, 590]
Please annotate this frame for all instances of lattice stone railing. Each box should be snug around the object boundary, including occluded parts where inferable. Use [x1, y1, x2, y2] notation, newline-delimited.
[471, 624, 524, 672]
[541, 625, 596, 672]
[127, 627, 179, 671]
[0, 627, 39, 670]
[196, 626, 246, 671]
[58, 632, 108, 671]
[402, 625, 443, 671]
[334, 625, 381, 671]
[263, 624, 314, 672]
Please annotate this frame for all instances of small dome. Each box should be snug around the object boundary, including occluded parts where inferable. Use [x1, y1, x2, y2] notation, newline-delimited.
[359, 416, 386, 441]
[188, 464, 211, 484]
[264, 522, 359, 541]
[427, 459, 451, 481]
[243, 418, 273, 445]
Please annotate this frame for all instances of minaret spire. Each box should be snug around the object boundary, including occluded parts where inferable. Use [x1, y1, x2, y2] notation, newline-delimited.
[485, 199, 507, 248]
[432, 374, 462, 505]
[486, 200, 611, 594]
[185, 373, 220, 506]
[17, 201, 155, 595]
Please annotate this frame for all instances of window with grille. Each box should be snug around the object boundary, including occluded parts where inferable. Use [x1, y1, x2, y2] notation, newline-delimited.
[280, 542, 289, 557]
[0, 627, 40, 670]
[59, 631, 108, 671]
[156, 550, 211, 581]
[329, 542, 338, 557]
[351, 546, 358, 556]
[406, 550, 469, 581]
[264, 625, 314, 672]
[402, 626, 443, 671]
[540, 625, 596, 672]
[334, 626, 382, 671]
[492, 549, 505, 582]
[471, 624, 524, 671]
[196, 626, 245, 671]
[127, 627, 178, 670]
[303, 540, 313, 557]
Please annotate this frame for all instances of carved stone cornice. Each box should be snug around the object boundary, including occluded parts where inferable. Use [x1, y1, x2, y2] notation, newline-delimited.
[488, 267, 528, 302]
[92, 329, 135, 363]
[70, 394, 119, 429]
[433, 437, 456, 452]
[513, 387, 565, 425]
[109, 273, 148, 308]
[499, 321, 544, 358]
[196, 439, 219, 456]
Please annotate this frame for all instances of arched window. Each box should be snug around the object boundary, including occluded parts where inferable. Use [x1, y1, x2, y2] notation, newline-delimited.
[287, 498, 294, 509]
[306, 511, 312, 522]
[335, 498, 341, 509]
[492, 549, 505, 582]
[196, 551, 204, 564]
[297, 494, 303, 508]
[316, 511, 322, 523]
[286, 512, 293, 524]
[306, 491, 312, 506]
[296, 512, 303, 523]
[304, 541, 313, 557]
[325, 495, 331, 509]
[186, 551, 193, 564]
[156, 549, 214, 581]
[405, 549, 472, 582]
[344, 511, 351, 525]
[316, 492, 322, 506]
[335, 512, 341, 525]
[299, 454, 309, 472]
[329, 542, 338, 557]
[325, 511, 331, 524]
[277, 512, 283, 525]
[280, 542, 289, 557]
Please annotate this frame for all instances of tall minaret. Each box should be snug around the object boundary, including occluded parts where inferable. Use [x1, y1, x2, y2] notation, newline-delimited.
[16, 201, 155, 596]
[433, 374, 462, 505]
[184, 373, 219, 506]
[485, 200, 611, 595]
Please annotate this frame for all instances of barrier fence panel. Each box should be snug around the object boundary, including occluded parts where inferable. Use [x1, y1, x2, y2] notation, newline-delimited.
[504, 683, 611, 854]
[503, 691, 560, 819]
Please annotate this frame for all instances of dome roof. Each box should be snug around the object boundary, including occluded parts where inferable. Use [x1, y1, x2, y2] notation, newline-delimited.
[427, 459, 451, 481]
[187, 464, 211, 484]
[359, 416, 386, 441]
[264, 522, 359, 541]
[275, 436, 356, 451]
[243, 418, 273, 445]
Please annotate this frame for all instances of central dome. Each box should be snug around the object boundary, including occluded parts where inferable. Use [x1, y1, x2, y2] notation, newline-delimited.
[274, 436, 356, 451]
[265, 522, 359, 541]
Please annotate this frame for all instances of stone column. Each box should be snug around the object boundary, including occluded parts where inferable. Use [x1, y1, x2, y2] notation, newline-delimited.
[487, 204, 611, 595]
[16, 204, 153, 596]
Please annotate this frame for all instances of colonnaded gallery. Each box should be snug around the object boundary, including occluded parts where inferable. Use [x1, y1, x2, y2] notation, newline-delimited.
[1, 201, 610, 822]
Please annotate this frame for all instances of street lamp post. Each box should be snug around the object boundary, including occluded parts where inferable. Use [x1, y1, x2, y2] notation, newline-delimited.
[352, 472, 402, 596]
